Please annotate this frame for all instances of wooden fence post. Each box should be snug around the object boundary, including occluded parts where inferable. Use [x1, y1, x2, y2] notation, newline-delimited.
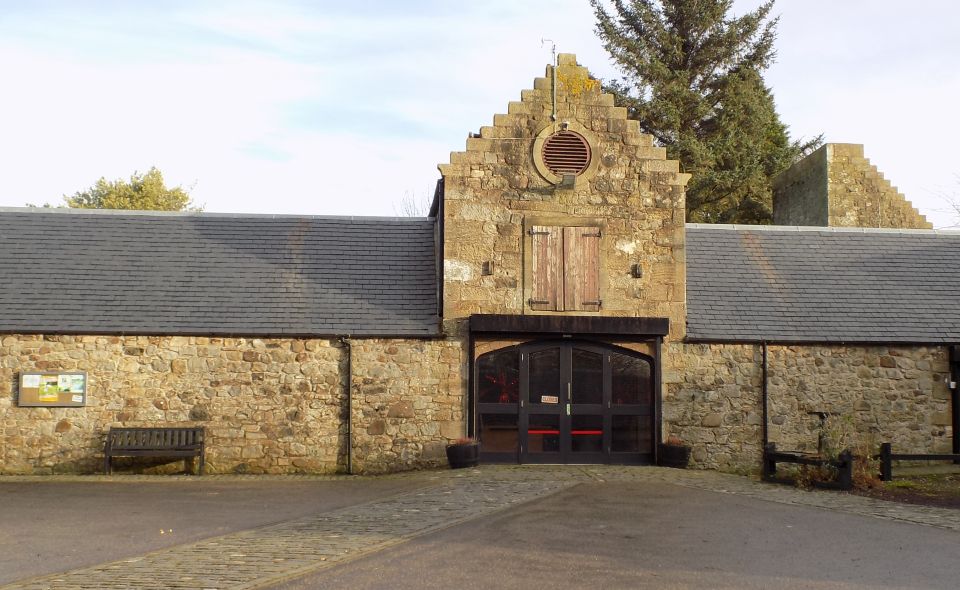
[837, 449, 853, 491]
[880, 442, 892, 482]
[762, 443, 776, 481]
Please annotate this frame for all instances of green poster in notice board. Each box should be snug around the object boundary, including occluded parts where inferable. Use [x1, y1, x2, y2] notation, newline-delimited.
[18, 372, 87, 407]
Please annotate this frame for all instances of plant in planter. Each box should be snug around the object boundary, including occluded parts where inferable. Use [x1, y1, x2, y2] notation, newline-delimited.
[658, 435, 691, 468]
[446, 437, 480, 469]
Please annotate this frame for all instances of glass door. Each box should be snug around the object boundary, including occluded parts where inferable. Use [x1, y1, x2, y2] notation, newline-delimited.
[477, 340, 655, 465]
[522, 346, 565, 463]
[568, 346, 606, 463]
[476, 347, 521, 463]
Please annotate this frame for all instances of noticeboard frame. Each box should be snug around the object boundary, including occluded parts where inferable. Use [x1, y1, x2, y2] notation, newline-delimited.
[17, 372, 88, 407]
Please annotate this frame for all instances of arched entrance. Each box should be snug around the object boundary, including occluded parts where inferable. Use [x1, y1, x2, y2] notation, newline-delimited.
[476, 341, 654, 464]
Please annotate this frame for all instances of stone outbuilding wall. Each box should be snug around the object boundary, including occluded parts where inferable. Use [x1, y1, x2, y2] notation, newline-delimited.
[349, 338, 465, 474]
[0, 334, 465, 475]
[664, 342, 953, 471]
[1, 54, 954, 477]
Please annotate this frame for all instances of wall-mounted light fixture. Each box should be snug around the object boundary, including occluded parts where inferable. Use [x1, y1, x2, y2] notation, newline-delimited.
[631, 263, 643, 279]
[481, 261, 494, 276]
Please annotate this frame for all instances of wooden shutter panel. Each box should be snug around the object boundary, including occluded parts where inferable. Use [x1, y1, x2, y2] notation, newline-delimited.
[529, 225, 563, 311]
[563, 226, 601, 311]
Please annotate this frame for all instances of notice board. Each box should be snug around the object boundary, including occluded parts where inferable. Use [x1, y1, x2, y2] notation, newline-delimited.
[18, 372, 87, 407]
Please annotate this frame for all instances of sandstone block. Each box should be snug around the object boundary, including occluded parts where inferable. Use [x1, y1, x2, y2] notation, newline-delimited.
[387, 401, 415, 418]
[701, 413, 723, 427]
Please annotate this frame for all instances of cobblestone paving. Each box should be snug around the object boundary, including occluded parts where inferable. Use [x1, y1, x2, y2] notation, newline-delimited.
[2, 469, 582, 590]
[4, 466, 958, 589]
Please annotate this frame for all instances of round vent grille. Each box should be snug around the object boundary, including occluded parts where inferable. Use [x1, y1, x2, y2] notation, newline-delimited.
[541, 130, 591, 175]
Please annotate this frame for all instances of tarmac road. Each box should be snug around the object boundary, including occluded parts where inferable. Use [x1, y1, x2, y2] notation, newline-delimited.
[3, 468, 960, 589]
[0, 475, 431, 585]
[272, 480, 960, 590]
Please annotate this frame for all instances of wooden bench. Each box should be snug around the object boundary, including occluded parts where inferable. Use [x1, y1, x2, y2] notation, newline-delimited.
[104, 427, 205, 475]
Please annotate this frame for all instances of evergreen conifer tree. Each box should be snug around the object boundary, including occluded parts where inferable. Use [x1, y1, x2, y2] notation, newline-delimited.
[591, 0, 819, 223]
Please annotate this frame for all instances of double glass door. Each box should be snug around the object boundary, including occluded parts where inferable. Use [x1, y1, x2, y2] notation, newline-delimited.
[477, 341, 654, 465]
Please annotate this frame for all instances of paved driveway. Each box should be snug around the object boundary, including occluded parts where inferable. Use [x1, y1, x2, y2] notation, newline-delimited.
[279, 480, 960, 589]
[2, 467, 959, 589]
[0, 474, 432, 585]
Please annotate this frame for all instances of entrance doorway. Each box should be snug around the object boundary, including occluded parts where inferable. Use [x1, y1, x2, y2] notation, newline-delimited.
[476, 341, 654, 465]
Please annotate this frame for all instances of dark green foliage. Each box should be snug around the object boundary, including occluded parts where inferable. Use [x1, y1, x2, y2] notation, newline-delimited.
[592, 0, 820, 223]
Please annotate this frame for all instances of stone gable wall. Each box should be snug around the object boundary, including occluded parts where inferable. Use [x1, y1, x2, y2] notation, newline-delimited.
[664, 342, 953, 471]
[774, 144, 932, 229]
[772, 146, 829, 226]
[439, 53, 689, 341]
[826, 144, 932, 229]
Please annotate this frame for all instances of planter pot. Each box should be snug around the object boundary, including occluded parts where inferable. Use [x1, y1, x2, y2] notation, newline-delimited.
[446, 442, 480, 469]
[658, 443, 691, 468]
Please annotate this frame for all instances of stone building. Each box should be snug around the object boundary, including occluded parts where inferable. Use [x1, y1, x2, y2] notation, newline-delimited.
[2, 54, 958, 474]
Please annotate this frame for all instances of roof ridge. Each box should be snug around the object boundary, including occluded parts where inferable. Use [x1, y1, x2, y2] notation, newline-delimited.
[685, 223, 960, 236]
[0, 206, 435, 223]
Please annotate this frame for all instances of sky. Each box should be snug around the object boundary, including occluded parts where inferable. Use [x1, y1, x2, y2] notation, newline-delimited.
[1, 0, 958, 228]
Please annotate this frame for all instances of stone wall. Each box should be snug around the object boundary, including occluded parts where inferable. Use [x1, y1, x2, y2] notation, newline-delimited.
[774, 144, 932, 229]
[439, 53, 689, 341]
[772, 146, 828, 226]
[3, 333, 457, 475]
[664, 342, 953, 471]
[349, 338, 466, 474]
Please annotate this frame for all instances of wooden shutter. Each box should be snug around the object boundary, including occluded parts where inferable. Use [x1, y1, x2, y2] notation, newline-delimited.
[529, 226, 563, 311]
[563, 226, 601, 311]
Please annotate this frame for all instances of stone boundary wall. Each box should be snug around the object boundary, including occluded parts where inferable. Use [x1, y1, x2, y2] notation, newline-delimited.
[665, 342, 953, 472]
[0, 334, 466, 475]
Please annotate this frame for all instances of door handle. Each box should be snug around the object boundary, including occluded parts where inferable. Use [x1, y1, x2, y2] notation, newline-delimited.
[566, 403, 571, 416]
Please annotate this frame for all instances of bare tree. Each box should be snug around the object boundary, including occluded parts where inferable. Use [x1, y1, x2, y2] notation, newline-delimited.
[934, 174, 960, 229]
[393, 187, 434, 217]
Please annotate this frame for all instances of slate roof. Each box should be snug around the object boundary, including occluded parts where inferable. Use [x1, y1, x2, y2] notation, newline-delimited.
[686, 224, 960, 344]
[0, 208, 439, 337]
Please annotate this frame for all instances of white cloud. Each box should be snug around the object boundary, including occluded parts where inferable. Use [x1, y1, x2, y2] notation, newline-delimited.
[0, 0, 957, 229]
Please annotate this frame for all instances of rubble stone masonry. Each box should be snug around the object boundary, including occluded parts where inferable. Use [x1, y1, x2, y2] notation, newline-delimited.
[0, 334, 458, 475]
[665, 343, 952, 471]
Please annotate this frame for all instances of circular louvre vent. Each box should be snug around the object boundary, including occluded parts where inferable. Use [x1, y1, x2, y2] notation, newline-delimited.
[541, 130, 591, 176]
